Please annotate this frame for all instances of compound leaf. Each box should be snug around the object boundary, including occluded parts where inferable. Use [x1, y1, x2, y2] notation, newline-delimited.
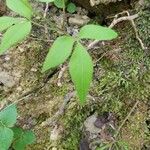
[6, 0, 32, 19]
[0, 20, 32, 55]
[0, 104, 17, 127]
[78, 24, 118, 40]
[0, 16, 24, 32]
[42, 36, 74, 72]
[0, 127, 14, 150]
[69, 42, 93, 104]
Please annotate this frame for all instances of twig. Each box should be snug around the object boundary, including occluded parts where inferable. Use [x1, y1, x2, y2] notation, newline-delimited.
[125, 11, 146, 50]
[41, 91, 76, 127]
[115, 100, 139, 138]
[61, 0, 66, 30]
[29, 34, 53, 42]
[94, 48, 122, 65]
[43, 3, 51, 40]
[43, 3, 49, 18]
[87, 13, 139, 50]
[109, 100, 139, 150]
[109, 14, 138, 28]
[57, 65, 68, 87]
[0, 93, 34, 111]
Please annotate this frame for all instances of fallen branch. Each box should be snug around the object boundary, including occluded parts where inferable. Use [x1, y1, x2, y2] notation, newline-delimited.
[57, 65, 68, 87]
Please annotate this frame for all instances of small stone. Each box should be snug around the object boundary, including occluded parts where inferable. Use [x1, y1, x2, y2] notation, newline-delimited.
[4, 56, 10, 61]
[31, 68, 37, 72]
[16, 86, 23, 91]
[94, 112, 110, 128]
[18, 47, 25, 52]
[94, 112, 115, 128]
[50, 125, 63, 141]
[84, 114, 100, 134]
[68, 15, 90, 26]
[0, 72, 15, 87]
[79, 138, 91, 150]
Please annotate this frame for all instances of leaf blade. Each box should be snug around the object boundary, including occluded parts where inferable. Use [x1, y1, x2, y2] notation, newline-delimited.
[6, 0, 32, 19]
[69, 42, 93, 104]
[0, 127, 14, 150]
[0, 16, 24, 32]
[42, 36, 75, 72]
[0, 20, 32, 55]
[78, 24, 118, 40]
[12, 128, 36, 150]
[0, 104, 17, 127]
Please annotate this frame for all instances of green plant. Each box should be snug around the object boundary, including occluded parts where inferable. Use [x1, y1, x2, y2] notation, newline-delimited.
[97, 140, 130, 150]
[0, 0, 117, 104]
[41, 0, 77, 13]
[67, 2, 76, 13]
[0, 104, 36, 150]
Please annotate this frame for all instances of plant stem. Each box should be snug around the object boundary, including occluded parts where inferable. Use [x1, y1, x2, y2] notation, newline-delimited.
[62, 0, 66, 30]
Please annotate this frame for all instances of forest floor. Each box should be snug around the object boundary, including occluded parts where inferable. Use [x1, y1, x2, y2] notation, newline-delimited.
[0, 1, 150, 150]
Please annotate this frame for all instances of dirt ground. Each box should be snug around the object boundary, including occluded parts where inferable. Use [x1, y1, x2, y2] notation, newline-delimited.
[0, 0, 150, 150]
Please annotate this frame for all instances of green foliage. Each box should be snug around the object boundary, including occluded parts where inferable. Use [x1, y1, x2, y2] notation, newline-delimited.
[54, 0, 67, 8]
[0, 105, 17, 149]
[0, 0, 117, 104]
[42, 36, 75, 72]
[67, 2, 77, 13]
[0, 20, 32, 55]
[6, 0, 32, 19]
[0, 17, 23, 32]
[0, 127, 14, 150]
[78, 25, 118, 40]
[0, 105, 36, 150]
[42, 24, 117, 103]
[39, 0, 76, 13]
[12, 127, 36, 150]
[69, 43, 93, 103]
[117, 141, 130, 150]
[0, 0, 32, 55]
[96, 144, 110, 150]
[0, 104, 17, 127]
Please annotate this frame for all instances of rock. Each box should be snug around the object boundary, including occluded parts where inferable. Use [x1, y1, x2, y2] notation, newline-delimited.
[79, 138, 91, 150]
[94, 112, 112, 128]
[68, 15, 90, 26]
[67, 26, 79, 37]
[0, 71, 15, 87]
[50, 125, 63, 141]
[84, 114, 100, 134]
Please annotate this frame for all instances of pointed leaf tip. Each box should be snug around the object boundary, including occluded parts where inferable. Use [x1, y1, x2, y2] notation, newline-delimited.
[69, 42, 93, 103]
[78, 24, 118, 41]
